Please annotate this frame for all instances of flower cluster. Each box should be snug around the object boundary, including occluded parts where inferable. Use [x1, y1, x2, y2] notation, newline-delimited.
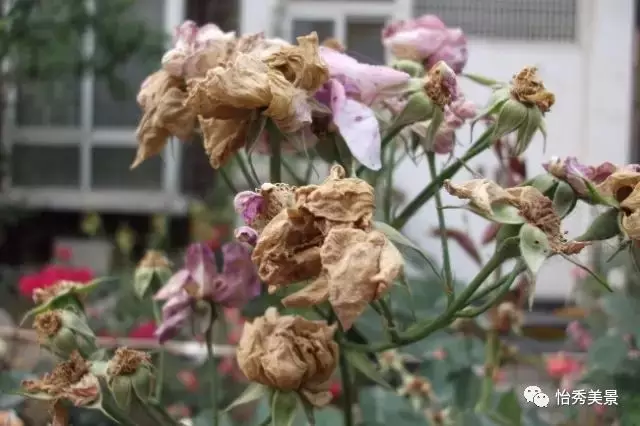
[235, 165, 404, 330]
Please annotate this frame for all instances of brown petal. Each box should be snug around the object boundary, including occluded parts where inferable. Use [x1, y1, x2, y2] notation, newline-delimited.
[322, 228, 403, 330]
[199, 116, 248, 169]
[596, 170, 640, 203]
[443, 179, 516, 216]
[281, 275, 330, 307]
[136, 70, 181, 110]
[131, 110, 171, 169]
[621, 210, 640, 240]
[183, 41, 235, 79]
[264, 71, 312, 133]
[185, 54, 272, 119]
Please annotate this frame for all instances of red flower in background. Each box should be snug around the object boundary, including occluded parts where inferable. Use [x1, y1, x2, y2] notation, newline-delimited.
[18, 264, 94, 299]
[54, 246, 73, 262]
[128, 321, 157, 339]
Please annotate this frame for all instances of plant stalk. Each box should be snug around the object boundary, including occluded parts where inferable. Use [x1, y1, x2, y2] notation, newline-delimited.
[427, 150, 454, 304]
[268, 124, 282, 183]
[206, 304, 220, 426]
[338, 341, 354, 426]
[151, 301, 165, 402]
[392, 125, 495, 230]
[475, 330, 501, 412]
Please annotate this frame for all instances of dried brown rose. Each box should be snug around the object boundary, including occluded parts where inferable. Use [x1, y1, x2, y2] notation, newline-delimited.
[107, 347, 153, 377]
[444, 179, 588, 255]
[33, 311, 62, 340]
[510, 66, 555, 113]
[236, 307, 338, 407]
[32, 280, 84, 305]
[132, 71, 196, 169]
[199, 116, 248, 169]
[282, 228, 403, 330]
[595, 170, 640, 239]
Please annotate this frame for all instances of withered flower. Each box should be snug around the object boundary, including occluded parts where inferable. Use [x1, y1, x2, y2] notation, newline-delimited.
[32, 310, 97, 358]
[236, 307, 338, 407]
[282, 227, 404, 330]
[424, 60, 458, 108]
[444, 179, 588, 255]
[132, 70, 196, 169]
[32, 280, 87, 305]
[510, 66, 555, 113]
[21, 351, 100, 408]
[133, 250, 172, 299]
[234, 182, 296, 234]
[596, 169, 640, 239]
[107, 348, 155, 407]
[185, 32, 328, 169]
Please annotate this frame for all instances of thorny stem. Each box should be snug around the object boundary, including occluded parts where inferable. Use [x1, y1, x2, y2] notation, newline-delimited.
[475, 330, 501, 412]
[392, 125, 496, 230]
[151, 301, 166, 402]
[206, 303, 220, 426]
[343, 246, 508, 352]
[427, 150, 454, 305]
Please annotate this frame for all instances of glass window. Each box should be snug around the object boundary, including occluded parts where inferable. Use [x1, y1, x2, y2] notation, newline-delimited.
[11, 145, 80, 187]
[292, 20, 335, 42]
[346, 18, 387, 65]
[92, 0, 167, 127]
[180, 137, 215, 196]
[91, 146, 163, 190]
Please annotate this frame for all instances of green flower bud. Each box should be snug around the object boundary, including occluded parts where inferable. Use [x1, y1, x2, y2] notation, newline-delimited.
[32, 310, 97, 358]
[106, 348, 155, 410]
[133, 250, 172, 299]
[391, 59, 424, 78]
[391, 89, 435, 130]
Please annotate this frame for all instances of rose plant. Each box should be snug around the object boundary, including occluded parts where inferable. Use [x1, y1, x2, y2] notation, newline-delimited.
[8, 14, 631, 426]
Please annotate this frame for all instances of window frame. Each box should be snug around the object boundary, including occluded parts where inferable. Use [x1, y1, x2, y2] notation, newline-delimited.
[1, 0, 189, 214]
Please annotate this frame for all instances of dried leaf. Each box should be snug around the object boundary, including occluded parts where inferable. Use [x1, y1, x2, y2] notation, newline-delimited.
[200, 116, 248, 169]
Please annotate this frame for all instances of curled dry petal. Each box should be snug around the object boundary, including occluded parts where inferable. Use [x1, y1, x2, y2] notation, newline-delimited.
[235, 226, 259, 246]
[282, 228, 403, 330]
[443, 179, 516, 216]
[200, 116, 248, 169]
[596, 170, 640, 205]
[510, 66, 555, 113]
[236, 307, 339, 407]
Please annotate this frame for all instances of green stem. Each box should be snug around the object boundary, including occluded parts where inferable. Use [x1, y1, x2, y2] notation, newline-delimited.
[338, 339, 354, 426]
[151, 301, 165, 402]
[427, 150, 454, 305]
[383, 145, 396, 222]
[205, 304, 220, 426]
[281, 157, 305, 185]
[376, 299, 400, 341]
[218, 167, 239, 194]
[268, 124, 282, 183]
[343, 247, 506, 352]
[392, 125, 495, 230]
[475, 330, 500, 412]
[235, 154, 258, 188]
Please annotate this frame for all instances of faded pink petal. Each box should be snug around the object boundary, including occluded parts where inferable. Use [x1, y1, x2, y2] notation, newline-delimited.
[333, 98, 382, 170]
[450, 98, 476, 119]
[235, 226, 259, 247]
[425, 29, 468, 74]
[184, 243, 218, 298]
[234, 191, 265, 225]
[154, 269, 190, 300]
[155, 308, 190, 343]
[210, 242, 261, 308]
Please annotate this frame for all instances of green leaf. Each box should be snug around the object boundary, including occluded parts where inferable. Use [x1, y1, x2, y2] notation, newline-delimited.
[462, 73, 503, 87]
[467, 203, 526, 225]
[587, 334, 628, 374]
[552, 181, 577, 218]
[345, 350, 392, 389]
[518, 224, 550, 276]
[525, 174, 557, 194]
[449, 368, 482, 410]
[223, 383, 269, 412]
[270, 391, 298, 426]
[133, 268, 154, 299]
[242, 293, 285, 319]
[495, 390, 522, 426]
[373, 221, 441, 278]
[514, 106, 543, 155]
[583, 179, 618, 207]
[575, 208, 621, 241]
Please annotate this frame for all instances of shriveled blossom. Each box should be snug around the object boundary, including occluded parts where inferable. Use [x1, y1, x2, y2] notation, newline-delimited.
[162, 20, 235, 80]
[248, 166, 404, 329]
[444, 179, 589, 255]
[596, 168, 640, 239]
[18, 265, 94, 299]
[153, 242, 260, 342]
[314, 46, 410, 170]
[236, 307, 339, 407]
[543, 156, 617, 197]
[382, 14, 468, 73]
[510, 66, 555, 113]
[185, 32, 329, 168]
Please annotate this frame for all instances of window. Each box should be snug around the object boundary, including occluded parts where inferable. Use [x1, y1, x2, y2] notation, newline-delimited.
[412, 0, 578, 41]
[346, 18, 387, 64]
[5, 0, 188, 213]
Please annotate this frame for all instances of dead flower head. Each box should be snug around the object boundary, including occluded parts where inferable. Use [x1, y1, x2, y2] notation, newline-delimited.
[107, 347, 152, 377]
[597, 169, 640, 239]
[251, 166, 376, 290]
[132, 70, 196, 169]
[21, 351, 100, 407]
[236, 307, 339, 407]
[424, 60, 459, 108]
[32, 280, 85, 305]
[185, 32, 329, 169]
[444, 179, 588, 255]
[282, 227, 404, 330]
[33, 311, 62, 340]
[510, 66, 555, 113]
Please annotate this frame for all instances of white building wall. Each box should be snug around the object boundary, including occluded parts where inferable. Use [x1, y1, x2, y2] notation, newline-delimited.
[240, 0, 635, 299]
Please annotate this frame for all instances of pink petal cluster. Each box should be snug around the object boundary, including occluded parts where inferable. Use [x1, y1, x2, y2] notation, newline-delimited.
[161, 20, 235, 79]
[542, 156, 618, 197]
[382, 14, 468, 73]
[315, 46, 411, 170]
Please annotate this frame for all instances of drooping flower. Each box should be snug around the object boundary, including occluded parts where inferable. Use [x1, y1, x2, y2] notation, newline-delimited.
[382, 14, 468, 73]
[314, 46, 410, 170]
[236, 307, 339, 407]
[595, 168, 640, 239]
[185, 32, 329, 169]
[543, 156, 617, 197]
[162, 21, 236, 80]
[153, 242, 260, 342]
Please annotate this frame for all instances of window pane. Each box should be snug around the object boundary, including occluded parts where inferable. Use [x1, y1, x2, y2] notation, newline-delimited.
[292, 20, 335, 41]
[412, 0, 577, 41]
[180, 137, 215, 197]
[91, 146, 163, 190]
[92, 0, 166, 127]
[346, 18, 387, 65]
[11, 145, 80, 187]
